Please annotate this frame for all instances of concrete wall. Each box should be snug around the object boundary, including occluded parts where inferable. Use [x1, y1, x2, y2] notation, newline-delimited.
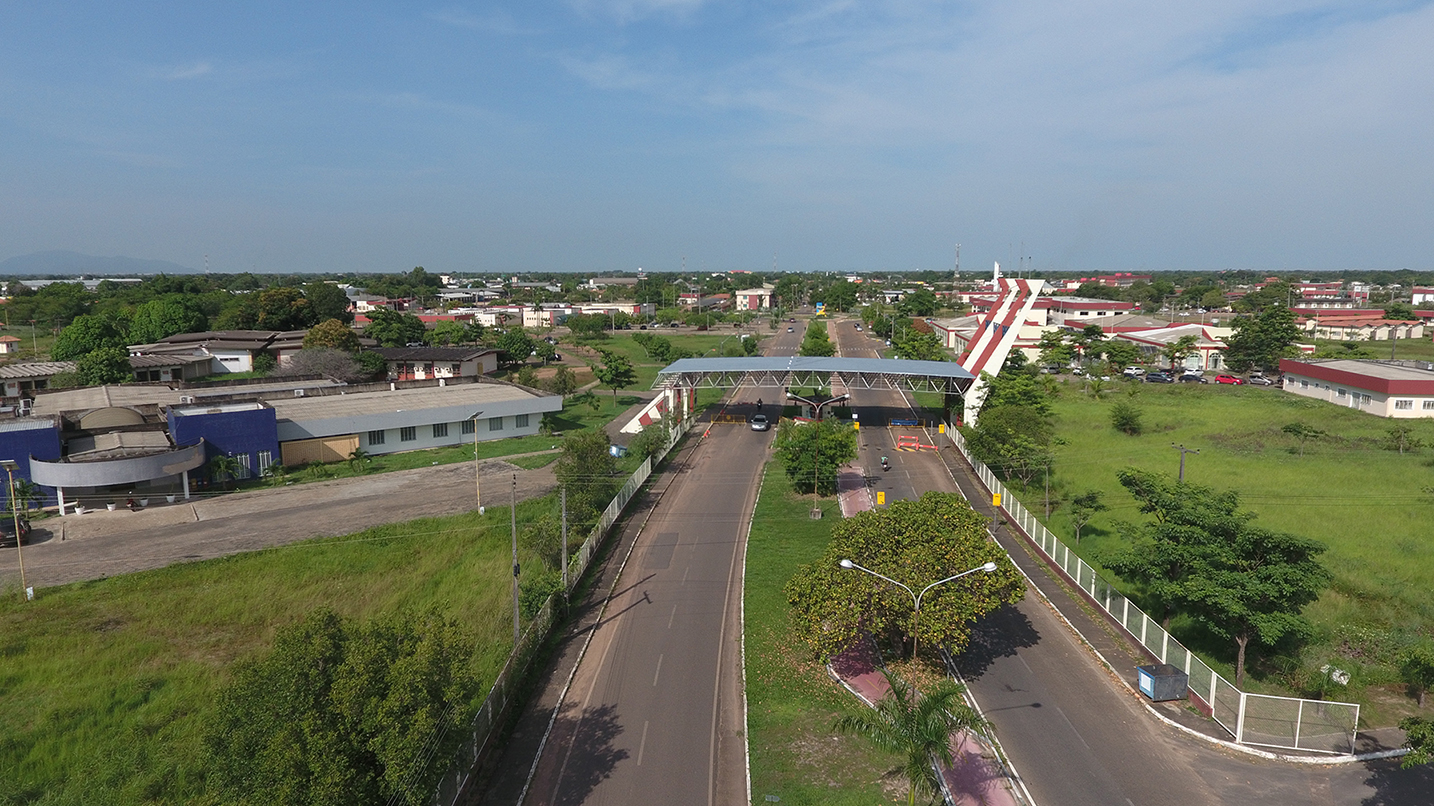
[30, 442, 206, 488]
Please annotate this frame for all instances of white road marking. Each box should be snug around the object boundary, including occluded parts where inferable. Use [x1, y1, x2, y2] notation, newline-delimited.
[653, 654, 664, 687]
[637, 720, 649, 766]
[683, 564, 690, 585]
[668, 603, 678, 629]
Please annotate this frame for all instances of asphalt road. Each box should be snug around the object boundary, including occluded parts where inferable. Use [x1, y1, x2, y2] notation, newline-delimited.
[494, 323, 804, 805]
[827, 317, 1433, 805]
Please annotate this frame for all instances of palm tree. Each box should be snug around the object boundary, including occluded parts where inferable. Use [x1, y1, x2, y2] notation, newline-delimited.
[9, 478, 43, 513]
[833, 672, 988, 806]
[348, 447, 372, 474]
[208, 454, 242, 490]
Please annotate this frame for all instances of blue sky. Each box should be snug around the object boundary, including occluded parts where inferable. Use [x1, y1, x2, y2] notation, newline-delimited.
[2, 1, 1431, 274]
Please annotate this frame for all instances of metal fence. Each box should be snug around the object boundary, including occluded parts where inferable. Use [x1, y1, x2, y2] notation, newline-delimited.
[431, 417, 692, 804]
[943, 425, 1360, 755]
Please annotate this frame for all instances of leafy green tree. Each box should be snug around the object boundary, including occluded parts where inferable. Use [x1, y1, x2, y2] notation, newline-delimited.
[1224, 306, 1301, 372]
[205, 608, 479, 806]
[277, 348, 368, 382]
[773, 418, 858, 496]
[834, 674, 989, 806]
[565, 313, 609, 339]
[1110, 401, 1144, 435]
[423, 320, 467, 347]
[1384, 425, 1424, 455]
[532, 340, 558, 365]
[1177, 524, 1330, 686]
[127, 298, 205, 344]
[977, 370, 1052, 416]
[52, 313, 127, 360]
[593, 349, 636, 399]
[256, 286, 317, 330]
[1037, 330, 1076, 369]
[495, 328, 536, 369]
[303, 281, 355, 324]
[1103, 339, 1143, 370]
[786, 492, 1022, 659]
[821, 279, 859, 312]
[1384, 302, 1416, 320]
[1160, 334, 1200, 371]
[303, 318, 361, 352]
[897, 288, 938, 317]
[1281, 422, 1326, 456]
[365, 308, 428, 348]
[1400, 642, 1434, 708]
[1101, 469, 1249, 627]
[798, 320, 836, 357]
[355, 350, 387, 378]
[1068, 490, 1107, 544]
[76, 346, 132, 386]
[543, 365, 579, 399]
[1401, 717, 1434, 768]
[554, 430, 619, 524]
[892, 330, 945, 361]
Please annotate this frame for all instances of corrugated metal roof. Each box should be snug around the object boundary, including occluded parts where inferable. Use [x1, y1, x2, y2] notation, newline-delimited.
[372, 347, 498, 362]
[0, 362, 76, 379]
[266, 382, 552, 421]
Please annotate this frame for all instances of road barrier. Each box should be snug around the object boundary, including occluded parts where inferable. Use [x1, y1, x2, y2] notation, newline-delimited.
[432, 417, 692, 804]
[942, 424, 1360, 755]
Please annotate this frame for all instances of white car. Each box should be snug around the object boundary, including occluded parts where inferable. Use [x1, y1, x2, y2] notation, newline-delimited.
[750, 414, 770, 432]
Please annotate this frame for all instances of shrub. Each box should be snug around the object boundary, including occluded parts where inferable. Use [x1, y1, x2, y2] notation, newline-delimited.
[1110, 401, 1144, 435]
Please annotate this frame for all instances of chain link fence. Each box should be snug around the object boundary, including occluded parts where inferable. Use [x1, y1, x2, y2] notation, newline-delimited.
[944, 425, 1359, 755]
[431, 416, 692, 804]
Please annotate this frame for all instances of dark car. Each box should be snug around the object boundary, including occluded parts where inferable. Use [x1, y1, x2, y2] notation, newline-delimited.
[1179, 373, 1208, 384]
[0, 514, 32, 548]
[1144, 372, 1174, 383]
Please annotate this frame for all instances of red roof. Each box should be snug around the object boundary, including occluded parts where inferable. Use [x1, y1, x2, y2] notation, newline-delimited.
[1281, 359, 1434, 395]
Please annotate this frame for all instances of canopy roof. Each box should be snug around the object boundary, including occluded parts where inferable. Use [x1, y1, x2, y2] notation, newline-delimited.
[654, 356, 974, 394]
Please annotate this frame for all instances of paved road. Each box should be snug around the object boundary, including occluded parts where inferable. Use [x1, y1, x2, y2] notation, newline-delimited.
[0, 458, 557, 587]
[828, 316, 1434, 805]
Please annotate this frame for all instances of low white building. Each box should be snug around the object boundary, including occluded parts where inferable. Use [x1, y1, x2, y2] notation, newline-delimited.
[1112, 324, 1229, 372]
[1279, 359, 1434, 418]
[733, 288, 773, 311]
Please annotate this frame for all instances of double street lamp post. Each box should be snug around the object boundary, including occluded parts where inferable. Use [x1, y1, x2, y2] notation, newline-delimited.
[838, 558, 997, 659]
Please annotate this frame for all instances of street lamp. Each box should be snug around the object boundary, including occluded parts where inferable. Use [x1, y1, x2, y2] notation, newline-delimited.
[470, 411, 485, 515]
[838, 558, 998, 659]
[2, 459, 29, 601]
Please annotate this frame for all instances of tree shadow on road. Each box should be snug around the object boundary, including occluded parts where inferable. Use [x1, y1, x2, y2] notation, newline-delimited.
[550, 701, 629, 806]
[949, 603, 1041, 680]
[1358, 757, 1434, 806]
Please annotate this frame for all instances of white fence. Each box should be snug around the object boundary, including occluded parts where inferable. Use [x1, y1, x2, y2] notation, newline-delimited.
[944, 425, 1360, 755]
[431, 417, 691, 804]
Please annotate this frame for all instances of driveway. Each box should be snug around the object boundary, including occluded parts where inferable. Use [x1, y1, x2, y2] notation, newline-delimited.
[0, 458, 557, 589]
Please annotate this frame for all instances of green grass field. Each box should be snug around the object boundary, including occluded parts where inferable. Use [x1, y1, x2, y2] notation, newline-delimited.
[744, 465, 905, 805]
[1007, 379, 1434, 719]
[0, 497, 567, 805]
[566, 330, 760, 390]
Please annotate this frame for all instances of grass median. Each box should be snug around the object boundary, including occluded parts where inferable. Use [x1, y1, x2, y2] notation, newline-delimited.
[744, 464, 903, 805]
[0, 495, 573, 805]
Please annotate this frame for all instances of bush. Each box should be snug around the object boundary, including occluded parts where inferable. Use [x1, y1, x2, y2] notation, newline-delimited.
[1110, 401, 1144, 435]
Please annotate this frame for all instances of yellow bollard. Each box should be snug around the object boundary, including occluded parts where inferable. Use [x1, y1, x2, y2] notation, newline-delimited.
[992, 493, 1002, 507]
[938, 423, 946, 434]
[877, 491, 886, 505]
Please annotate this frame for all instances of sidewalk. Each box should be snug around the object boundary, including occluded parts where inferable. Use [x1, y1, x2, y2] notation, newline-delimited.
[829, 639, 1021, 806]
[827, 481, 1023, 806]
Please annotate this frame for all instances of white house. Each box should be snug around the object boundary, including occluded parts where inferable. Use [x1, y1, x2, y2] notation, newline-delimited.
[1279, 359, 1434, 418]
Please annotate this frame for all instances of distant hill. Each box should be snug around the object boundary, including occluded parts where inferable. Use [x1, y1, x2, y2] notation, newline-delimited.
[0, 250, 198, 276]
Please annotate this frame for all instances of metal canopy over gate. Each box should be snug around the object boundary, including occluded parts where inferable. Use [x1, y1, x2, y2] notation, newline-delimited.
[653, 356, 975, 396]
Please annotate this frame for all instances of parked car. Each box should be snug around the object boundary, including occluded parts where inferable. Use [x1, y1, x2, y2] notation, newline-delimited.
[1249, 375, 1275, 386]
[0, 515, 32, 549]
[750, 414, 770, 432]
[1179, 373, 1208, 384]
[787, 326, 794, 332]
[1144, 372, 1174, 383]
[1215, 374, 1244, 385]
[1122, 366, 1146, 378]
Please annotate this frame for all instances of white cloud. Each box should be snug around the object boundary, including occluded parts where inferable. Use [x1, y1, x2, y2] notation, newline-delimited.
[425, 7, 538, 35]
[158, 61, 213, 80]
[568, 0, 710, 24]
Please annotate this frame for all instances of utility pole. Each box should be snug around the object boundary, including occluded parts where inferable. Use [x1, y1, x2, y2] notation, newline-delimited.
[511, 474, 520, 646]
[1171, 444, 1200, 482]
[561, 486, 568, 596]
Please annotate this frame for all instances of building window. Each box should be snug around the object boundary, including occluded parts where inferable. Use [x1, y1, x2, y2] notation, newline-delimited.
[258, 451, 273, 476]
[1395, 400, 1413, 410]
[1336, 388, 1346, 398]
[236, 453, 252, 480]
[1424, 400, 1434, 411]
[461, 418, 476, 434]
[489, 417, 504, 432]
[515, 413, 530, 428]
[369, 430, 386, 445]
[433, 422, 448, 438]
[400, 426, 417, 441]
[451, 363, 462, 374]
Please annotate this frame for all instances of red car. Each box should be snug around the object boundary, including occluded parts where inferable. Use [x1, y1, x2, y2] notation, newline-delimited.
[1215, 374, 1244, 385]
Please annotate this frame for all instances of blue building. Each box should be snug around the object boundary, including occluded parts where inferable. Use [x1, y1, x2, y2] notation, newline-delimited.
[167, 402, 280, 481]
[0, 417, 63, 506]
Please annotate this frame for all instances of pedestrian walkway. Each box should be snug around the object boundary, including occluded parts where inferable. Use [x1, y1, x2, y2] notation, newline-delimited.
[836, 462, 872, 517]
[829, 639, 1021, 806]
